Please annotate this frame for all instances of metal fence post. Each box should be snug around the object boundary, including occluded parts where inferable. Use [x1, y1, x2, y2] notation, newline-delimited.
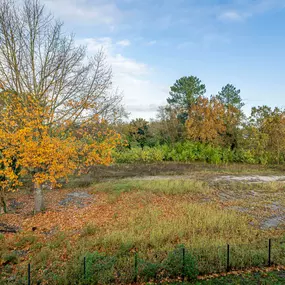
[182, 247, 186, 281]
[226, 244, 230, 272]
[268, 239, 272, 267]
[84, 256, 86, 279]
[27, 263, 31, 285]
[134, 251, 138, 283]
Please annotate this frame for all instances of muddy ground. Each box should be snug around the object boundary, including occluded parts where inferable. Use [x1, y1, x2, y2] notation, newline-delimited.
[4, 162, 285, 232]
[64, 163, 285, 231]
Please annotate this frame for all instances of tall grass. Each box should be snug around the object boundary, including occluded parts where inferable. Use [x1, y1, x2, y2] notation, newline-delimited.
[93, 202, 257, 252]
[93, 179, 212, 196]
[1, 200, 270, 284]
[2, 173, 285, 284]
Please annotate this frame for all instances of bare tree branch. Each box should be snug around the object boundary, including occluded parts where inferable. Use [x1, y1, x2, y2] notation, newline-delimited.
[0, 0, 125, 124]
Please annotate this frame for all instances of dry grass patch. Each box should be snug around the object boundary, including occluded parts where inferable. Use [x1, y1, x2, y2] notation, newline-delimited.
[92, 200, 258, 252]
[92, 179, 212, 198]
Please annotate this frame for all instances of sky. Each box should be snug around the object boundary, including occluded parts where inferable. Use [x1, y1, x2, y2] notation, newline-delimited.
[42, 0, 285, 119]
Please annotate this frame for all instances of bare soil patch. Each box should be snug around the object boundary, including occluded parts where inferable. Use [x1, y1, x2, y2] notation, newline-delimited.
[215, 175, 285, 183]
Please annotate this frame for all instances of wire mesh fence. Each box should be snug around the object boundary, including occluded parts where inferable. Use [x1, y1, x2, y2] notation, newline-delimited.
[20, 237, 285, 284]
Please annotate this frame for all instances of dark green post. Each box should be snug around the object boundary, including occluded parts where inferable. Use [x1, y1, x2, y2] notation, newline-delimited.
[84, 256, 86, 279]
[182, 247, 186, 281]
[268, 239, 272, 267]
[134, 251, 138, 283]
[27, 263, 31, 285]
[226, 244, 230, 272]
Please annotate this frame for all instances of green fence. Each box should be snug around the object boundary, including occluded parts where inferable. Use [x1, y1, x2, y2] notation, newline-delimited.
[16, 237, 285, 284]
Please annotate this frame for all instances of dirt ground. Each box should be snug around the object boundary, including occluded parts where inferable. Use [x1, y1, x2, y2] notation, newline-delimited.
[70, 163, 285, 231]
[1, 162, 285, 284]
[2, 162, 285, 234]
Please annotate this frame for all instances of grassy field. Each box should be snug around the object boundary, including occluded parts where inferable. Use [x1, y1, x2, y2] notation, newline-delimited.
[1, 162, 285, 284]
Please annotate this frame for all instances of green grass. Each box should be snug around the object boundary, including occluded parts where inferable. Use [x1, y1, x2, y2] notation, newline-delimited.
[93, 202, 256, 251]
[14, 234, 37, 248]
[3, 163, 285, 284]
[81, 223, 98, 237]
[93, 179, 212, 196]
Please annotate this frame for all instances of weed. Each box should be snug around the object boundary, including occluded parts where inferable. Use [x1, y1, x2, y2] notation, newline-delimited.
[94, 202, 257, 253]
[81, 223, 98, 237]
[33, 248, 51, 265]
[15, 234, 37, 248]
[93, 179, 211, 197]
[3, 163, 285, 284]
[48, 232, 66, 249]
[66, 252, 116, 285]
[163, 245, 198, 280]
[138, 259, 161, 281]
[3, 253, 18, 265]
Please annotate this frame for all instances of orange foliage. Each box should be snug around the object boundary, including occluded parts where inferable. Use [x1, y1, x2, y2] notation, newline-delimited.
[0, 92, 121, 192]
[186, 96, 227, 143]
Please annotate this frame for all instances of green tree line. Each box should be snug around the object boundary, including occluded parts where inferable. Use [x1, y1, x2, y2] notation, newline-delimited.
[115, 76, 285, 165]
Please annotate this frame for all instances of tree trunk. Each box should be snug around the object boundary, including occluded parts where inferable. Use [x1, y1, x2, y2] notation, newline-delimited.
[0, 190, 7, 214]
[34, 182, 44, 213]
[0, 202, 4, 214]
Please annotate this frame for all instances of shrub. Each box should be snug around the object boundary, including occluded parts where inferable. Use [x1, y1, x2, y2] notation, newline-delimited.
[15, 234, 37, 248]
[3, 252, 18, 265]
[163, 245, 198, 281]
[114, 141, 278, 165]
[65, 252, 116, 285]
[138, 258, 161, 281]
[81, 224, 98, 237]
[113, 147, 164, 163]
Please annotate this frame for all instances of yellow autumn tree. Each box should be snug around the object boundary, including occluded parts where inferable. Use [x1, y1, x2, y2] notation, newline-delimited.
[0, 0, 125, 213]
[262, 109, 285, 164]
[0, 131, 20, 213]
[186, 96, 227, 144]
[0, 93, 120, 213]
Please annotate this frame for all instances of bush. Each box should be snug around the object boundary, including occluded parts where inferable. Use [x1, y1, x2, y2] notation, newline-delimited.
[81, 224, 98, 237]
[163, 245, 198, 281]
[114, 141, 277, 165]
[15, 234, 37, 248]
[114, 142, 230, 164]
[65, 252, 116, 285]
[138, 258, 161, 281]
[3, 252, 18, 265]
[113, 147, 164, 163]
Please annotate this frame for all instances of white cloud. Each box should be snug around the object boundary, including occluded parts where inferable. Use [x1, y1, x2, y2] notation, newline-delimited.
[78, 37, 167, 119]
[146, 40, 157, 46]
[217, 0, 285, 23]
[112, 54, 147, 76]
[127, 104, 159, 112]
[116, 40, 131, 47]
[79, 38, 147, 76]
[42, 0, 122, 27]
[218, 11, 245, 21]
